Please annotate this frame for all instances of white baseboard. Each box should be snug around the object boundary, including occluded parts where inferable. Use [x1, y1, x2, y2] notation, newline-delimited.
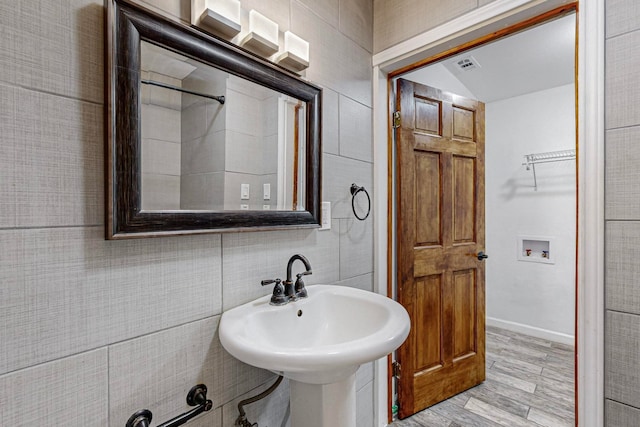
[486, 317, 575, 346]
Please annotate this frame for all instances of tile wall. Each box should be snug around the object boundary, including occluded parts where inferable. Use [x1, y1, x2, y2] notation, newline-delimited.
[141, 71, 183, 210]
[605, 0, 640, 424]
[372, 0, 498, 54]
[180, 70, 227, 211]
[0, 0, 374, 426]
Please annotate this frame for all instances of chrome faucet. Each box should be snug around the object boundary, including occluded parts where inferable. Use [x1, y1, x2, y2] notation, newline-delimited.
[261, 254, 312, 305]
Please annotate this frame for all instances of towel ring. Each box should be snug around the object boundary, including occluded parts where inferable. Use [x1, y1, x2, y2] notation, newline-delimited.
[350, 183, 371, 221]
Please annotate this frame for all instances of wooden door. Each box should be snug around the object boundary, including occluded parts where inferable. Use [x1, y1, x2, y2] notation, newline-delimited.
[395, 78, 486, 419]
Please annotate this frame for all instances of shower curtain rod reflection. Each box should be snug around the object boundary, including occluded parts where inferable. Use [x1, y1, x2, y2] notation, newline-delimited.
[141, 79, 225, 104]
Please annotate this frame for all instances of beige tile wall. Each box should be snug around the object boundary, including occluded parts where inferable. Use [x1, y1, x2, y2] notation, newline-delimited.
[180, 70, 226, 210]
[606, 399, 640, 426]
[15, 88, 103, 227]
[0, 349, 109, 426]
[373, 0, 497, 53]
[0, 1, 375, 426]
[605, 0, 640, 422]
[293, 1, 372, 107]
[141, 72, 182, 210]
[0, 84, 15, 228]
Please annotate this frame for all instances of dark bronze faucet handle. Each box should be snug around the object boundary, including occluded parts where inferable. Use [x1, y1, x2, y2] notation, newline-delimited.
[262, 279, 288, 305]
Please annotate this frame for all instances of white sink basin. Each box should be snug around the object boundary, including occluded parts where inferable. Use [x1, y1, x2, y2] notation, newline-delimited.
[219, 284, 410, 385]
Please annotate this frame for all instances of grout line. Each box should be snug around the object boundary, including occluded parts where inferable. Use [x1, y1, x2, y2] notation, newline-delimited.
[0, 224, 102, 231]
[106, 346, 111, 425]
[605, 398, 640, 411]
[0, 315, 220, 379]
[0, 80, 104, 106]
[324, 151, 373, 166]
[605, 28, 640, 42]
[605, 123, 640, 132]
[606, 308, 640, 317]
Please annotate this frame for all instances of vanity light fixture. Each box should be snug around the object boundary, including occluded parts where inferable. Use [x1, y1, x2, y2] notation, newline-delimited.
[239, 10, 279, 57]
[275, 31, 310, 72]
[191, 0, 241, 39]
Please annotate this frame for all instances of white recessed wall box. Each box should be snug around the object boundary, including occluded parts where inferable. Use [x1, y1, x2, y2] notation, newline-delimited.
[275, 31, 310, 72]
[239, 10, 279, 57]
[517, 235, 555, 264]
[191, 0, 242, 39]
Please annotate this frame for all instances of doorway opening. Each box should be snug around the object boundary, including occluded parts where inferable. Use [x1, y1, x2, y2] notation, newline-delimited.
[386, 6, 578, 424]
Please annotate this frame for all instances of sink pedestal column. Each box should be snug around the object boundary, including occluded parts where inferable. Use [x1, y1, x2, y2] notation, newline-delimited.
[289, 374, 356, 427]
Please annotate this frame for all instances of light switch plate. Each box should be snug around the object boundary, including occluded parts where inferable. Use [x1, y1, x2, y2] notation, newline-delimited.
[320, 201, 331, 230]
[263, 183, 271, 200]
[241, 184, 250, 200]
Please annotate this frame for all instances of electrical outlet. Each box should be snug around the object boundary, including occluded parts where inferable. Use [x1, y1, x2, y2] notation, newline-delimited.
[263, 183, 271, 200]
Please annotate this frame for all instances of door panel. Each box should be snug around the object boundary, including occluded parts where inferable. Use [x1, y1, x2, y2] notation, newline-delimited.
[415, 152, 442, 246]
[452, 269, 477, 360]
[415, 97, 442, 135]
[452, 106, 476, 141]
[453, 156, 476, 244]
[415, 275, 443, 371]
[395, 78, 486, 418]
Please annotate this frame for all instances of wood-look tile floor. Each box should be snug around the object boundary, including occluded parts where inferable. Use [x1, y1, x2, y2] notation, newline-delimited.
[390, 326, 575, 427]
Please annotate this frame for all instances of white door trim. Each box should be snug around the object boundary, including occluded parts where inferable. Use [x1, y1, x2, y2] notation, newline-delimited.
[371, 1, 604, 426]
[575, 0, 605, 425]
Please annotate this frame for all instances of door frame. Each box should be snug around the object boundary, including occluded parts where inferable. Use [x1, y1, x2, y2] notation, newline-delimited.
[371, 1, 605, 426]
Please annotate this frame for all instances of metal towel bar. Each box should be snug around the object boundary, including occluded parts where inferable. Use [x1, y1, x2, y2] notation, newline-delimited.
[126, 384, 213, 427]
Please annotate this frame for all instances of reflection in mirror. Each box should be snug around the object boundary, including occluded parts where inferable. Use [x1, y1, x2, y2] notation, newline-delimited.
[140, 41, 306, 212]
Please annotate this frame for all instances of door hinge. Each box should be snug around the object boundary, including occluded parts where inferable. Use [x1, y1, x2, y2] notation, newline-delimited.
[393, 111, 401, 128]
[392, 361, 401, 378]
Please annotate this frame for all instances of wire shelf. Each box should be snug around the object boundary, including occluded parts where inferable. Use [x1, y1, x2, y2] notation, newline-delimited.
[522, 149, 576, 190]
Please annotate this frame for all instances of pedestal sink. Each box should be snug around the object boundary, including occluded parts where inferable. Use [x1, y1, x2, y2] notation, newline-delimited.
[219, 285, 410, 427]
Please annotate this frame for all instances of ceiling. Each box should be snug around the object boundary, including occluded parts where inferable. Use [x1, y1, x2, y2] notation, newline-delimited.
[402, 13, 576, 103]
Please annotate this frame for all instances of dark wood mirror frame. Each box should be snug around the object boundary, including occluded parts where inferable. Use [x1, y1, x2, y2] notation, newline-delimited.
[106, 0, 322, 239]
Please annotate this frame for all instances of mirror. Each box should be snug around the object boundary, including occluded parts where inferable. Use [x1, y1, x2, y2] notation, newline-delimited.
[106, 0, 321, 238]
[140, 41, 307, 212]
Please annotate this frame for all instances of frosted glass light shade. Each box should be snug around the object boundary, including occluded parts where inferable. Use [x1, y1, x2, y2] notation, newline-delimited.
[276, 31, 310, 72]
[239, 10, 279, 57]
[192, 0, 241, 39]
